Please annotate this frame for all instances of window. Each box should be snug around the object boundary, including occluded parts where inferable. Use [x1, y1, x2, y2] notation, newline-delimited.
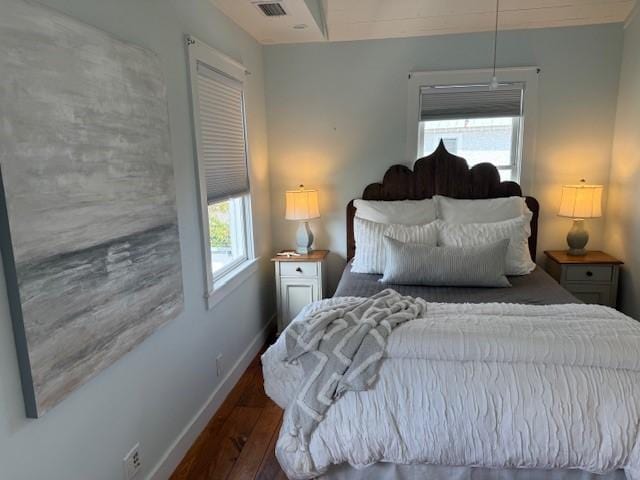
[209, 196, 248, 279]
[418, 84, 523, 182]
[420, 117, 520, 181]
[187, 35, 256, 304]
[407, 68, 539, 190]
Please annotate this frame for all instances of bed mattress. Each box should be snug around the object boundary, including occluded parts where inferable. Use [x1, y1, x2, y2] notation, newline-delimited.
[334, 262, 578, 305]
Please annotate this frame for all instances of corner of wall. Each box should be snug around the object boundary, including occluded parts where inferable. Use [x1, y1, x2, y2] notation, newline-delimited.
[602, 8, 640, 318]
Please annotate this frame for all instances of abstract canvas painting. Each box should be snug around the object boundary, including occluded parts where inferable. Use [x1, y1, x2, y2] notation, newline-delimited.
[0, 0, 184, 417]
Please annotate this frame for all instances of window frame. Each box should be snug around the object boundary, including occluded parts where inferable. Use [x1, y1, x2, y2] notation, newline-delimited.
[407, 67, 539, 192]
[187, 35, 257, 309]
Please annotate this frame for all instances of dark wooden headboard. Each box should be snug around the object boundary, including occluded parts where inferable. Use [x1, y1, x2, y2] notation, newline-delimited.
[346, 141, 539, 261]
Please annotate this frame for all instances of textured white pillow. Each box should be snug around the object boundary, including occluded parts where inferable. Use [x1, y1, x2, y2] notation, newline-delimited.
[354, 199, 437, 225]
[435, 195, 528, 224]
[351, 218, 438, 274]
[437, 213, 536, 276]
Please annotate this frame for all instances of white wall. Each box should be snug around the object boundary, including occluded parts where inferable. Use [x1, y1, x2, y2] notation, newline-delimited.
[604, 8, 640, 318]
[264, 25, 624, 291]
[0, 0, 274, 478]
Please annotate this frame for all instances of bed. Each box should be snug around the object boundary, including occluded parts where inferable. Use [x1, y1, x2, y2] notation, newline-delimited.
[263, 143, 639, 480]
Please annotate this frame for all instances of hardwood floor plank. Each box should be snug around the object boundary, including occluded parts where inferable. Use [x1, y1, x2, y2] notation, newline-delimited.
[215, 364, 261, 422]
[207, 406, 263, 480]
[171, 348, 287, 480]
[255, 418, 287, 480]
[236, 366, 269, 409]
[171, 425, 214, 480]
[170, 371, 258, 480]
[227, 402, 283, 480]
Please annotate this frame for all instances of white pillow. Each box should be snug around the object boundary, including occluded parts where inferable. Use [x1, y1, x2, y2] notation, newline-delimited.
[437, 213, 536, 276]
[354, 199, 437, 225]
[435, 195, 528, 223]
[351, 218, 438, 274]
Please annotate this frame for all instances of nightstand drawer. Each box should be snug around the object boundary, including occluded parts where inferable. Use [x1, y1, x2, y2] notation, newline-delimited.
[565, 265, 612, 283]
[280, 261, 318, 277]
[564, 283, 612, 305]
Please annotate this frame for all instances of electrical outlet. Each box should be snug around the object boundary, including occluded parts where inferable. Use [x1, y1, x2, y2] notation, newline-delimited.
[123, 443, 141, 480]
[216, 354, 223, 377]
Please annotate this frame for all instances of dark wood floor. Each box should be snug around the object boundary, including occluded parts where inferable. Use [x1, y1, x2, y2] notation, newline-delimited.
[170, 347, 287, 480]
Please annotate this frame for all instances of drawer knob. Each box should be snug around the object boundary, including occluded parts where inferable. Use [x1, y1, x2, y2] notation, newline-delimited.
[296, 267, 303, 273]
[586, 271, 594, 277]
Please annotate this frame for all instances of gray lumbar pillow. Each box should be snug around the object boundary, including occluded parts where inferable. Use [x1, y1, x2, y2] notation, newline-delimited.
[380, 236, 512, 287]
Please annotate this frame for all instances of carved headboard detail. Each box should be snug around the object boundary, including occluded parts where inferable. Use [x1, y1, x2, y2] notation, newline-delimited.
[346, 141, 539, 261]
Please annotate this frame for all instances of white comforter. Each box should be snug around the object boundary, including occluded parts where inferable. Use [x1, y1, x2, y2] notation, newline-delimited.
[262, 298, 640, 480]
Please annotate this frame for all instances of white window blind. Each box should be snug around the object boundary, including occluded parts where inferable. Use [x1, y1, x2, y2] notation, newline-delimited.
[420, 84, 523, 121]
[196, 61, 250, 204]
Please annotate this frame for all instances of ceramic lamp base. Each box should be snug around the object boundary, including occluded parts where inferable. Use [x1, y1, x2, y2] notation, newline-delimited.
[566, 219, 589, 256]
[296, 221, 314, 254]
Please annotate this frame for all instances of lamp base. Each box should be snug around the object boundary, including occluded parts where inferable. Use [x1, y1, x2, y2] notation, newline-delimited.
[566, 219, 589, 256]
[296, 221, 314, 255]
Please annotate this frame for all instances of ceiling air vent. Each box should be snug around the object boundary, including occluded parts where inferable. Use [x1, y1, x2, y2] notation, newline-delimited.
[254, 2, 287, 17]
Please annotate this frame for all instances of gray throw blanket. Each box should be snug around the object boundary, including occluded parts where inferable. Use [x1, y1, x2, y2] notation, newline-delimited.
[278, 289, 427, 472]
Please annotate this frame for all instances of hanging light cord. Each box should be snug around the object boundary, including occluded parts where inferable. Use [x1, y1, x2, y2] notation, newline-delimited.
[492, 0, 500, 79]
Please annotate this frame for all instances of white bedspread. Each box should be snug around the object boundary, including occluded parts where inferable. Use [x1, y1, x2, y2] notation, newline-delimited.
[262, 298, 640, 480]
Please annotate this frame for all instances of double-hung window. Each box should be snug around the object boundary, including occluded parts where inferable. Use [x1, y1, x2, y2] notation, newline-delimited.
[187, 36, 256, 305]
[419, 85, 523, 181]
[408, 68, 538, 188]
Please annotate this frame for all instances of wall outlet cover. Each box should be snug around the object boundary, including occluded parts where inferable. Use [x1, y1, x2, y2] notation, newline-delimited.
[216, 354, 223, 377]
[123, 443, 141, 480]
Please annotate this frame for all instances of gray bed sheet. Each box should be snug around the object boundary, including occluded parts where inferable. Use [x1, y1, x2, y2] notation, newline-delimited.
[334, 261, 578, 305]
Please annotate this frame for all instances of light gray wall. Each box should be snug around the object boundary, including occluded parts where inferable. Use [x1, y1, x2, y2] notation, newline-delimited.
[604, 9, 640, 318]
[264, 25, 624, 291]
[0, 0, 273, 478]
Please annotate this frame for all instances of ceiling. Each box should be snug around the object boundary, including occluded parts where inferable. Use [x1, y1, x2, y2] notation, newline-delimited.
[213, 0, 637, 45]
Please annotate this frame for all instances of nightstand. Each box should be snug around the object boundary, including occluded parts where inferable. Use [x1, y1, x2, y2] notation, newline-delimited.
[545, 250, 622, 307]
[271, 250, 328, 333]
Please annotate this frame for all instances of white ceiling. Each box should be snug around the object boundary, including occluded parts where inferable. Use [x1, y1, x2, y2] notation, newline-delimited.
[213, 0, 637, 45]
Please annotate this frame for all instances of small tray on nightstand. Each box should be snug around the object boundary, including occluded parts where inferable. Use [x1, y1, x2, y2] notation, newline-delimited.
[544, 250, 623, 307]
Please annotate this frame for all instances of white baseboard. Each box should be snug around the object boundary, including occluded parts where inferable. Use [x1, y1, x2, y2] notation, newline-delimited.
[147, 314, 276, 480]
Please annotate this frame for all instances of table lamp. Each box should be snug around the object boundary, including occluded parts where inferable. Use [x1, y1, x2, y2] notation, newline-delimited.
[285, 185, 320, 254]
[557, 180, 603, 256]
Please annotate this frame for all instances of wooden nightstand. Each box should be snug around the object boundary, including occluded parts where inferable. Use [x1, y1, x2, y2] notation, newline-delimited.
[545, 250, 622, 307]
[271, 250, 328, 333]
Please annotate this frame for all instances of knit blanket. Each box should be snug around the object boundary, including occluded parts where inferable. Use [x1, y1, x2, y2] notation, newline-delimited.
[278, 289, 427, 472]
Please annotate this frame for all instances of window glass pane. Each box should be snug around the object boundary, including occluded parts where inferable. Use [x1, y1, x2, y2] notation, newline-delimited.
[498, 169, 513, 182]
[421, 117, 518, 172]
[208, 196, 247, 277]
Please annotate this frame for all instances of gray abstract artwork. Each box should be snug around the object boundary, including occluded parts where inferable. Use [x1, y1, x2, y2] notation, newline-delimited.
[0, 0, 184, 417]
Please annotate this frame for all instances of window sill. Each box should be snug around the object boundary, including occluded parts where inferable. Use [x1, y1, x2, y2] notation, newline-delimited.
[206, 257, 260, 310]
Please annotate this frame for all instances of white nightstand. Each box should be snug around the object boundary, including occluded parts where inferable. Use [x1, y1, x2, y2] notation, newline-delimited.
[272, 250, 328, 333]
[545, 250, 622, 307]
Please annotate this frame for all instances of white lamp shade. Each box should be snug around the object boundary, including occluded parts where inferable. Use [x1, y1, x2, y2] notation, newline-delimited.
[285, 187, 320, 221]
[558, 183, 603, 219]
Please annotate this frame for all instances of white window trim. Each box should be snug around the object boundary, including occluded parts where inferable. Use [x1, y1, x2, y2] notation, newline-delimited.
[407, 67, 539, 193]
[186, 35, 258, 310]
